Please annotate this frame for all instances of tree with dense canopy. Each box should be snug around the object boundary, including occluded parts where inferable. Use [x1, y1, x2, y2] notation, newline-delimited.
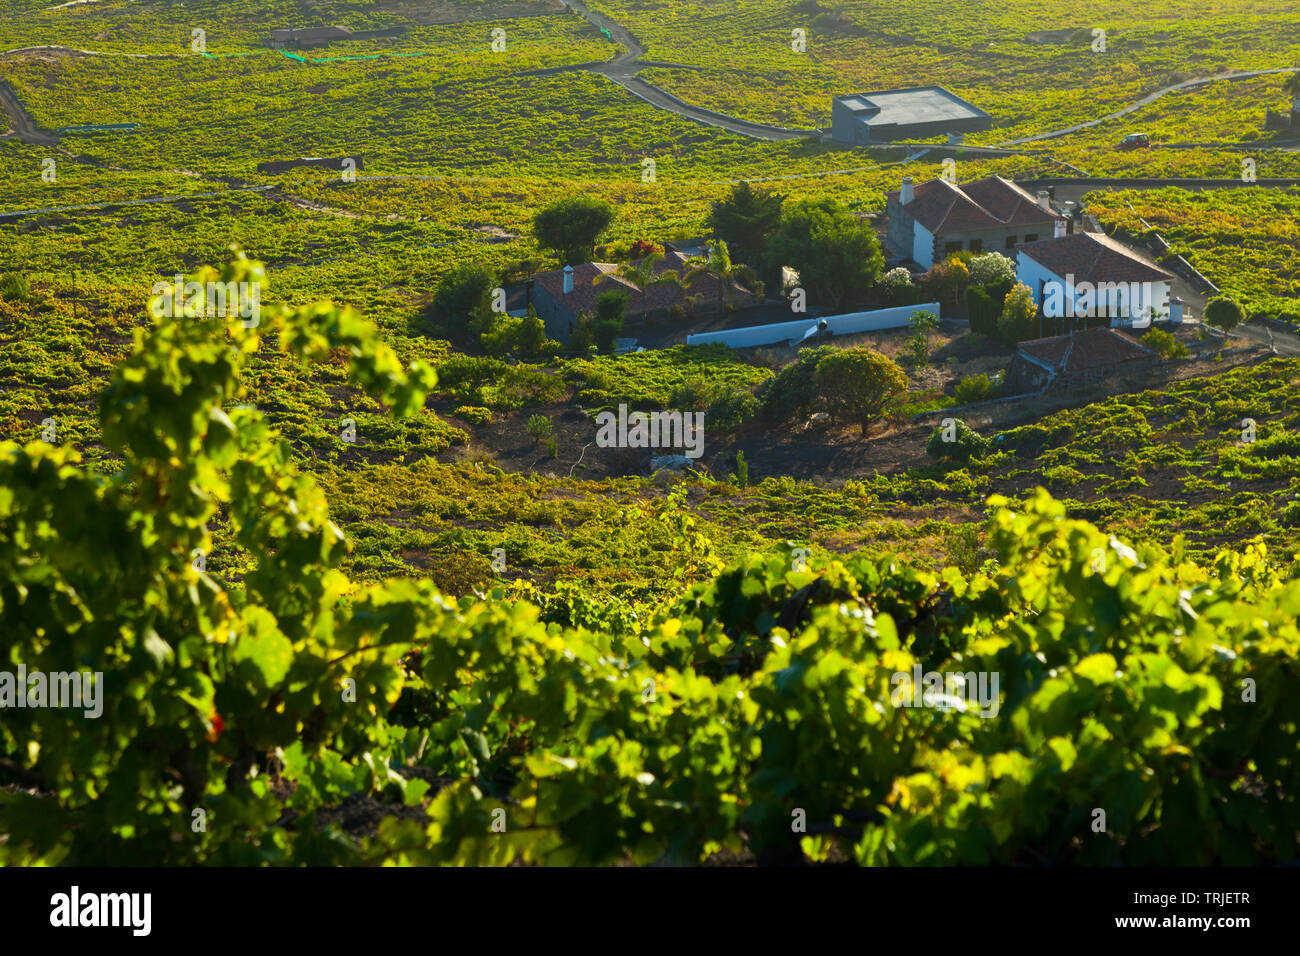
[431, 263, 496, 329]
[768, 199, 884, 309]
[997, 283, 1040, 345]
[592, 287, 627, 354]
[533, 196, 615, 266]
[707, 181, 785, 256]
[1205, 295, 1245, 334]
[812, 347, 908, 435]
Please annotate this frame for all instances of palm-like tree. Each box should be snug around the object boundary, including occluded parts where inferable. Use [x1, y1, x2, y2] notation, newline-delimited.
[683, 239, 763, 311]
[593, 250, 682, 319]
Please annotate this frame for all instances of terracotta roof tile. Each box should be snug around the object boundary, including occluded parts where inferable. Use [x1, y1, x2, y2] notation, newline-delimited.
[1017, 327, 1156, 374]
[532, 255, 754, 318]
[887, 175, 1062, 234]
[1017, 232, 1175, 285]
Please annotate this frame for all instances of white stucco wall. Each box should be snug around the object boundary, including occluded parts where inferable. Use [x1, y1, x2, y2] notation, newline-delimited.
[912, 223, 935, 270]
[685, 302, 941, 349]
[1016, 253, 1171, 329]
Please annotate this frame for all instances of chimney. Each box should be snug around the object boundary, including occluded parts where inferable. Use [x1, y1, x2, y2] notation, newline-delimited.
[562, 265, 574, 295]
[1054, 218, 1067, 238]
[900, 177, 914, 204]
[1037, 190, 1052, 212]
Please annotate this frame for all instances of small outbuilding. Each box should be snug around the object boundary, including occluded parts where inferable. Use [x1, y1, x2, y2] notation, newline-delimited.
[1004, 327, 1159, 395]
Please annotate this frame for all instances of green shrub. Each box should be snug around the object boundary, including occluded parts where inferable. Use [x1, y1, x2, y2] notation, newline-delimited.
[997, 284, 1039, 345]
[454, 405, 493, 426]
[758, 344, 836, 425]
[431, 263, 495, 327]
[592, 288, 627, 355]
[926, 417, 992, 462]
[1142, 327, 1189, 359]
[566, 344, 769, 411]
[706, 385, 759, 431]
[667, 374, 714, 410]
[481, 314, 523, 356]
[966, 285, 995, 337]
[668, 375, 758, 432]
[954, 372, 999, 405]
[437, 354, 562, 408]
[437, 354, 510, 397]
[0, 272, 31, 302]
[519, 307, 547, 359]
[901, 310, 940, 366]
[526, 414, 553, 442]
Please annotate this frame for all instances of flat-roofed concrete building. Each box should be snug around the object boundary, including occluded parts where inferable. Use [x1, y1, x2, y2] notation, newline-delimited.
[831, 86, 993, 145]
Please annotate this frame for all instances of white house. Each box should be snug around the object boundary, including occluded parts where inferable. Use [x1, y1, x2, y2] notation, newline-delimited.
[885, 175, 1066, 270]
[1015, 231, 1175, 329]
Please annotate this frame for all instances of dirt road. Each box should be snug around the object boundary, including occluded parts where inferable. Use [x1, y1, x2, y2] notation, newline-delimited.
[0, 79, 59, 145]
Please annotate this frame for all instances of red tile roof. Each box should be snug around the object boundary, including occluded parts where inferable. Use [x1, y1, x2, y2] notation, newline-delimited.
[532, 252, 754, 318]
[887, 175, 1062, 234]
[1017, 232, 1175, 285]
[1017, 327, 1156, 374]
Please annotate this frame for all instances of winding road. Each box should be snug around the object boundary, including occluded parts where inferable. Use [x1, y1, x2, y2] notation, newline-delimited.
[0, 79, 59, 145]
[5, 13, 1298, 152]
[996, 68, 1300, 146]
[3, 8, 1299, 215]
[558, 0, 816, 141]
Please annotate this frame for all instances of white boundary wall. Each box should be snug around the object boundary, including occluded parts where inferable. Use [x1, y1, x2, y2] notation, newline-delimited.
[685, 302, 940, 349]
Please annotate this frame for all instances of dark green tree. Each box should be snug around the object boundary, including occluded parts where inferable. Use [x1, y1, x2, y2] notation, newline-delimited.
[519, 305, 547, 358]
[593, 288, 627, 354]
[534, 196, 615, 266]
[758, 344, 836, 425]
[431, 264, 496, 329]
[767, 199, 884, 309]
[1204, 296, 1244, 335]
[708, 181, 785, 257]
[813, 347, 908, 435]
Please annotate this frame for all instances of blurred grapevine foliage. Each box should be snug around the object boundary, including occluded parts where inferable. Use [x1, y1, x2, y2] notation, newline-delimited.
[2, 257, 1298, 865]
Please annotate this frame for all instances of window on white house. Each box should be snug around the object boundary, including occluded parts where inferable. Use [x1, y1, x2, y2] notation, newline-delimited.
[1005, 235, 1017, 249]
